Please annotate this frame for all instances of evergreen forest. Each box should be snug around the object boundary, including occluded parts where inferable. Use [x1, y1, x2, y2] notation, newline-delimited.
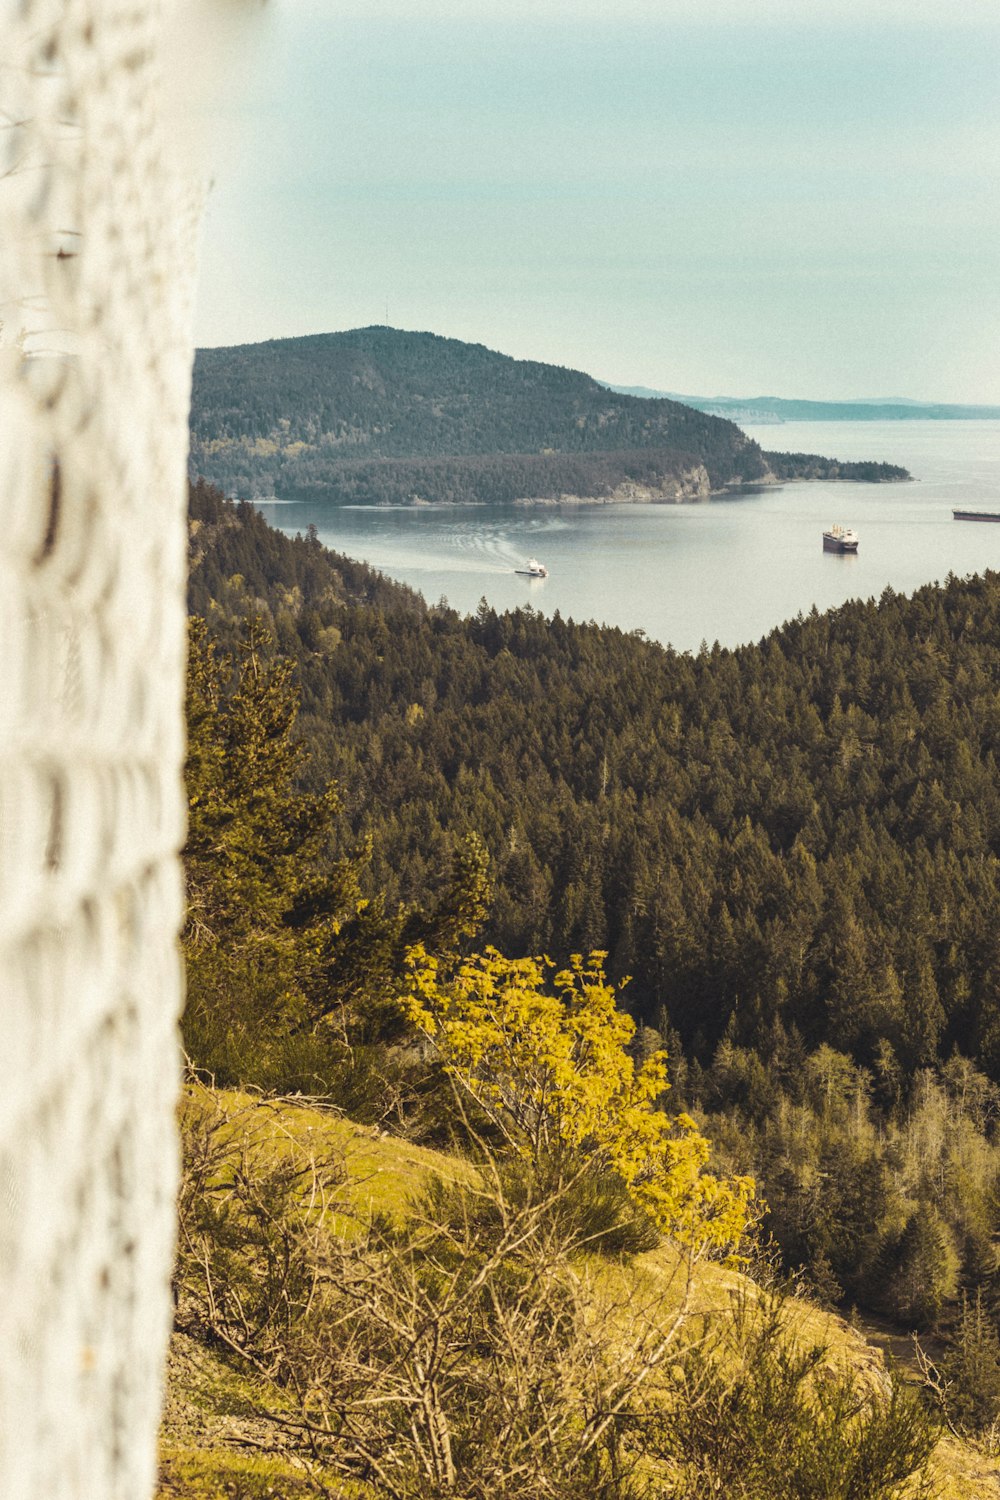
[186, 480, 1000, 1344]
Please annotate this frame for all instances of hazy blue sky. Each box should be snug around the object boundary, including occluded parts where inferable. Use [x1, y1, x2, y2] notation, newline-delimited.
[195, 1, 1000, 401]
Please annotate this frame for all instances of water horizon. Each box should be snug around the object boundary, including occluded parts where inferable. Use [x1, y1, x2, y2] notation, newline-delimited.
[256, 419, 1000, 654]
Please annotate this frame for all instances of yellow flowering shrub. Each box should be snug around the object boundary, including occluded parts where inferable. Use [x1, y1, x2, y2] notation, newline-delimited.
[403, 946, 755, 1256]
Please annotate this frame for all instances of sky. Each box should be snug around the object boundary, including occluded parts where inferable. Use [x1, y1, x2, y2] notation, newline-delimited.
[193, 0, 1000, 402]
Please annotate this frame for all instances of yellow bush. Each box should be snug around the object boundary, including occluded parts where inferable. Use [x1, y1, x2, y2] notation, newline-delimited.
[403, 946, 754, 1256]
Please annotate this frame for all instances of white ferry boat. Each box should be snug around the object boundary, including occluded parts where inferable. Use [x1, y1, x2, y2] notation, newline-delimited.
[515, 558, 548, 577]
[822, 524, 859, 554]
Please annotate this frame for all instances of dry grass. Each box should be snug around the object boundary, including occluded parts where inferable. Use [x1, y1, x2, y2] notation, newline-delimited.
[159, 1085, 1000, 1500]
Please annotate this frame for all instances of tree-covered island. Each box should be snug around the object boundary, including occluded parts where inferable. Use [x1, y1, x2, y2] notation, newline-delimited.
[189, 327, 910, 504]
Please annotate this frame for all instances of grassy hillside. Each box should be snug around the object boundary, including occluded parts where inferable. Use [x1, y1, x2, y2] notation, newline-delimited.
[157, 1086, 998, 1500]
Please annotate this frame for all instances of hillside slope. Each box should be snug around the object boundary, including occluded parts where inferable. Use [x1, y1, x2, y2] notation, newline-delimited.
[176, 496, 1000, 1491]
[157, 1087, 998, 1500]
[189, 484, 1000, 1079]
[190, 327, 776, 502]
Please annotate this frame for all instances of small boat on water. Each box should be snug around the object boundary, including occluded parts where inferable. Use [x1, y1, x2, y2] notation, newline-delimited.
[954, 510, 1000, 522]
[823, 524, 859, 554]
[515, 558, 549, 577]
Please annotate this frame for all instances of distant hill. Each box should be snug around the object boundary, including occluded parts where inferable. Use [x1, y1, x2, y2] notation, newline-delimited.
[190, 328, 906, 504]
[190, 327, 773, 503]
[602, 385, 1000, 424]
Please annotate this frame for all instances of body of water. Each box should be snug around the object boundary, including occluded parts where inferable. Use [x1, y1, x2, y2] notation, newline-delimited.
[257, 420, 1000, 653]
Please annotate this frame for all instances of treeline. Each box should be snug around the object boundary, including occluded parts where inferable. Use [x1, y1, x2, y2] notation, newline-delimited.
[193, 446, 732, 508]
[690, 1039, 1000, 1331]
[198, 443, 909, 507]
[765, 450, 911, 483]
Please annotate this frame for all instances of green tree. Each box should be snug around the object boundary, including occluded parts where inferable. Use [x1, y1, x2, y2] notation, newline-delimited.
[887, 1203, 960, 1328]
[939, 1291, 1000, 1434]
[183, 616, 489, 1106]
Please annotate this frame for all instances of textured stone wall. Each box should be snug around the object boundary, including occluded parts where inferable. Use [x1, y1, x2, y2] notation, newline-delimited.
[0, 3, 206, 1495]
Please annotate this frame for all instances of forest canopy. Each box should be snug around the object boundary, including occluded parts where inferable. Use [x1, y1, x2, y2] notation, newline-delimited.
[186, 482, 1000, 1335]
[189, 481, 1000, 1079]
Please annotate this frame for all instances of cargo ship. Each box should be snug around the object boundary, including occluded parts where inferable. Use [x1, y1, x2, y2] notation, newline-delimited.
[823, 524, 859, 554]
[953, 510, 1000, 522]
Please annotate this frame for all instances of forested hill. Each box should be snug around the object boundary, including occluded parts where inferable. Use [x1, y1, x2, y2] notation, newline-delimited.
[189, 327, 907, 502]
[188, 481, 424, 618]
[190, 480, 1000, 1084]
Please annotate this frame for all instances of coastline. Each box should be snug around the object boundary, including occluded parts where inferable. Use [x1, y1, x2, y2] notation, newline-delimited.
[254, 476, 909, 511]
[251, 462, 912, 511]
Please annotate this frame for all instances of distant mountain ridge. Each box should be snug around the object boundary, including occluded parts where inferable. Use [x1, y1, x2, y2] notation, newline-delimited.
[189, 327, 908, 504]
[603, 385, 1000, 424]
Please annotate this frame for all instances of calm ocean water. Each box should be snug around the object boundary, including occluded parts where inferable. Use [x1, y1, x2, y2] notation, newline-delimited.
[256, 420, 1000, 653]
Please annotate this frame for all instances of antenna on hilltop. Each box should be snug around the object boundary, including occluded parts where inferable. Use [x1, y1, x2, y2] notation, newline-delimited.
[385, 299, 389, 328]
